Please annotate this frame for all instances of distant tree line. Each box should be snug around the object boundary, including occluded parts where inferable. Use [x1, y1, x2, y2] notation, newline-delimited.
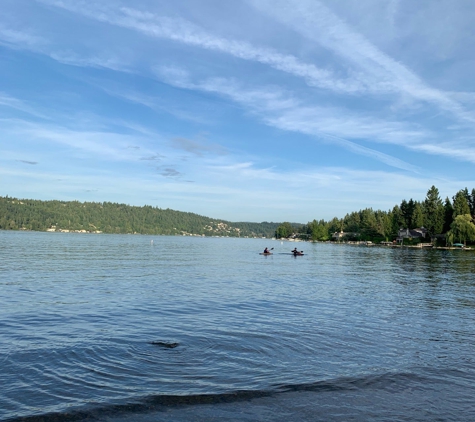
[3, 186, 475, 245]
[0, 196, 279, 238]
[275, 186, 475, 246]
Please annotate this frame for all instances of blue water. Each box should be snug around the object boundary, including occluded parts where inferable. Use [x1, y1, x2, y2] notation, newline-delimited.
[1, 230, 475, 421]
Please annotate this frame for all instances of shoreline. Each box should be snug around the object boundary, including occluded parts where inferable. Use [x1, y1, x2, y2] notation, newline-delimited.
[316, 241, 473, 251]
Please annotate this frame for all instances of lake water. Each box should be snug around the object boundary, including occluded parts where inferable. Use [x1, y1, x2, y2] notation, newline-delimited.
[1, 230, 475, 421]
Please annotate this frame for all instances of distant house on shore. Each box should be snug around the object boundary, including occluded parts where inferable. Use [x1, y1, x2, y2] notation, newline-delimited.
[332, 231, 359, 241]
[397, 227, 428, 242]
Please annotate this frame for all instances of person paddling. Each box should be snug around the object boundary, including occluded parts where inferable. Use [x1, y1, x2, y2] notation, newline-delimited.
[292, 247, 303, 256]
[264, 247, 270, 253]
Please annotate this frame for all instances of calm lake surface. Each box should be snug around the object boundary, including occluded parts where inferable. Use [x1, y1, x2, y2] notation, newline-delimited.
[1, 230, 475, 421]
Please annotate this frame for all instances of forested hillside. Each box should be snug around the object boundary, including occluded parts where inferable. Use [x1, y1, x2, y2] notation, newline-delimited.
[0, 196, 279, 238]
[4, 185, 475, 244]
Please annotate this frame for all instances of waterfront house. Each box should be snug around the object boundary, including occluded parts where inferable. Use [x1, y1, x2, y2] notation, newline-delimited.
[332, 231, 359, 241]
[397, 227, 429, 243]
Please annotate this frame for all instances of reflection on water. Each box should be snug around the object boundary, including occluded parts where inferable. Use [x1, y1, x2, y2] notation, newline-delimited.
[1, 231, 475, 421]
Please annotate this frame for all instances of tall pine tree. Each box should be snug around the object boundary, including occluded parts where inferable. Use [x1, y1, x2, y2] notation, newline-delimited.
[452, 190, 471, 218]
[423, 186, 444, 236]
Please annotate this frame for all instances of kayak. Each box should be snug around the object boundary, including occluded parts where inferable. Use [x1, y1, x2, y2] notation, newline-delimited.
[292, 252, 304, 256]
[259, 252, 273, 255]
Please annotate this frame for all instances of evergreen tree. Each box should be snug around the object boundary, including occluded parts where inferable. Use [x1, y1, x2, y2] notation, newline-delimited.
[443, 197, 454, 233]
[391, 205, 405, 235]
[411, 202, 424, 228]
[423, 186, 444, 236]
[327, 217, 343, 237]
[462, 188, 471, 205]
[375, 210, 391, 240]
[469, 188, 475, 217]
[360, 208, 378, 240]
[400, 200, 410, 228]
[452, 189, 471, 218]
[343, 211, 360, 233]
[306, 219, 330, 241]
[408, 199, 416, 228]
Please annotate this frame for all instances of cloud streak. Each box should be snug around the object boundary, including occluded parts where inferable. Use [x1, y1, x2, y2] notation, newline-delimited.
[155, 70, 421, 171]
[1, 0, 474, 222]
[0, 25, 45, 49]
[37, 0, 475, 128]
[33, 0, 474, 168]
[36, 0, 365, 94]
[250, 0, 475, 124]
[0, 93, 50, 119]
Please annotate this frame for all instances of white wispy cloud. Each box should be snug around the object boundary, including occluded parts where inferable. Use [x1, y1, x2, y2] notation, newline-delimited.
[1, 118, 150, 162]
[33, 0, 470, 170]
[154, 69, 421, 171]
[0, 19, 131, 75]
[206, 161, 344, 190]
[38, 0, 475, 128]
[1, 115, 228, 185]
[0, 93, 50, 119]
[49, 51, 131, 72]
[11, 1, 474, 167]
[0, 25, 45, 48]
[2, 0, 474, 222]
[0, 138, 467, 221]
[412, 143, 475, 163]
[250, 0, 475, 124]
[93, 82, 214, 125]
[36, 0, 365, 94]
[387, 0, 400, 30]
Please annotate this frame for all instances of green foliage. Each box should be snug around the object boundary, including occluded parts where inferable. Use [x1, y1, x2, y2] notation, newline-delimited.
[443, 197, 454, 233]
[423, 186, 444, 236]
[446, 231, 454, 247]
[343, 211, 360, 233]
[411, 202, 424, 229]
[470, 189, 475, 216]
[390, 205, 404, 235]
[275, 222, 295, 239]
[327, 217, 343, 236]
[452, 190, 471, 218]
[400, 199, 415, 228]
[0, 197, 279, 238]
[448, 214, 475, 246]
[302, 219, 331, 241]
[3, 184, 475, 244]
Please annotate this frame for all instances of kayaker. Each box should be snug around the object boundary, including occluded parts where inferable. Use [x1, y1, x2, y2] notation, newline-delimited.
[292, 247, 302, 255]
[264, 247, 270, 253]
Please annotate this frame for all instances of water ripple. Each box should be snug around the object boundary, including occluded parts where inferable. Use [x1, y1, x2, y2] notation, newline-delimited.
[1, 232, 475, 421]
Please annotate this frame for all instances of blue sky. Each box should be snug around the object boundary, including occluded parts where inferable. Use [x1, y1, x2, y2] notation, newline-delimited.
[1, 0, 475, 223]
